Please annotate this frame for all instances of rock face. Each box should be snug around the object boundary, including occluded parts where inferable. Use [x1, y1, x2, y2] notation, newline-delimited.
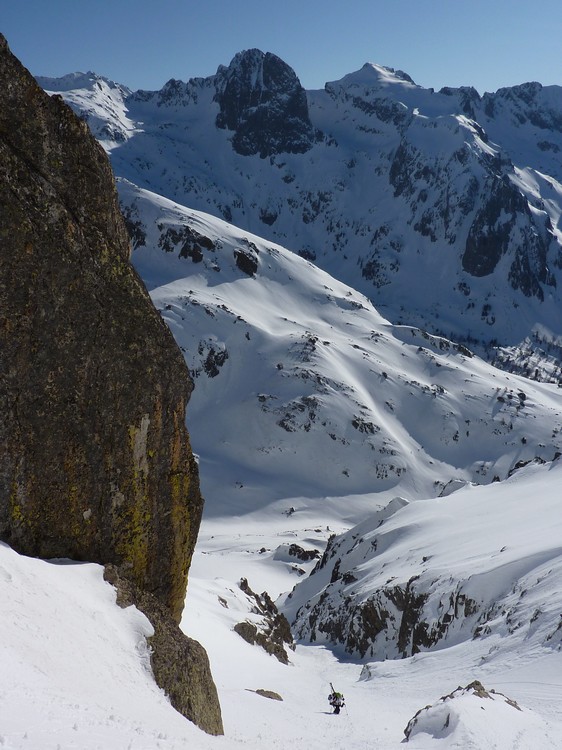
[105, 565, 224, 735]
[233, 578, 294, 664]
[0, 34, 201, 621]
[0, 33, 222, 734]
[214, 49, 316, 158]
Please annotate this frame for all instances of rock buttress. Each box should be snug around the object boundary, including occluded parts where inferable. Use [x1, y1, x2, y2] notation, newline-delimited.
[0, 34, 197, 630]
[0, 32, 222, 735]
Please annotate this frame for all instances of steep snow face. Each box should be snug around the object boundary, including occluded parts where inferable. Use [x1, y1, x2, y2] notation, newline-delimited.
[120, 181, 562, 516]
[0, 541, 201, 749]
[335, 62, 418, 89]
[283, 460, 562, 663]
[478, 82, 562, 176]
[39, 53, 562, 374]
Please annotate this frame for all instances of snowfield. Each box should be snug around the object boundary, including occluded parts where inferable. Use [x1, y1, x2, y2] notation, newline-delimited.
[124, 181, 562, 510]
[3, 191, 562, 748]
[3, 460, 562, 748]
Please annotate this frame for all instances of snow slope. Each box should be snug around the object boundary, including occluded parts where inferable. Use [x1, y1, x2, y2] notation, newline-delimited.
[185, 460, 562, 749]
[38, 71, 135, 148]
[0, 542, 203, 749]
[284, 460, 562, 661]
[3, 459, 562, 748]
[121, 180, 562, 517]
[135, 187, 562, 747]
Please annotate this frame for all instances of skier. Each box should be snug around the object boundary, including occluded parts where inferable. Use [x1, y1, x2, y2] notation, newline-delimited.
[328, 683, 345, 714]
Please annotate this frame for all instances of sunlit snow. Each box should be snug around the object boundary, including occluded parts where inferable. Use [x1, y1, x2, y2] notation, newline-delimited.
[3, 188, 562, 748]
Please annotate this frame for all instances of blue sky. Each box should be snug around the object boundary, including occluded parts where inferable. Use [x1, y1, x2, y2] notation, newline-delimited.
[3, 0, 562, 94]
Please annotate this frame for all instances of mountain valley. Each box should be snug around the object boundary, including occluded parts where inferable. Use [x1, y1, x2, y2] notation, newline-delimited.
[2, 42, 562, 749]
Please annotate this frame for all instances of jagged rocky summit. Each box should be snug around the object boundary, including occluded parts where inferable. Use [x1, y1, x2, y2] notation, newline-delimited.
[130, 48, 316, 159]
[213, 48, 316, 157]
[0, 35, 222, 735]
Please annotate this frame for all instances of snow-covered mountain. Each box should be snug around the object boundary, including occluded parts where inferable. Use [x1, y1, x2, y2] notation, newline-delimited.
[121, 184, 562, 747]
[38, 51, 562, 376]
[5, 147, 562, 750]
[283, 459, 562, 662]
[120, 180, 562, 513]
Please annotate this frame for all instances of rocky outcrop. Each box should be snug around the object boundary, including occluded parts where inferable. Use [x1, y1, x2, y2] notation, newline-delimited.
[234, 578, 295, 664]
[482, 81, 562, 133]
[253, 689, 283, 701]
[462, 173, 553, 299]
[0, 34, 221, 732]
[105, 565, 224, 735]
[214, 49, 316, 157]
[0, 34, 201, 620]
[404, 681, 521, 743]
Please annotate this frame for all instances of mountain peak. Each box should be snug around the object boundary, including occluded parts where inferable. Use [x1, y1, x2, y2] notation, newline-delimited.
[213, 49, 316, 158]
[364, 62, 417, 86]
[36, 70, 130, 96]
[329, 62, 418, 91]
[217, 47, 267, 76]
[215, 48, 303, 105]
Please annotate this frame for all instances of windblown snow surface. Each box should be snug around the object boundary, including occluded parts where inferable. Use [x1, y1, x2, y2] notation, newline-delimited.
[3, 189, 562, 749]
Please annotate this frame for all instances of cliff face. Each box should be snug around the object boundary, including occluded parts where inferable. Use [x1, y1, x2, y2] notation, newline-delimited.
[0, 33, 223, 735]
[0, 35, 197, 625]
[214, 49, 316, 157]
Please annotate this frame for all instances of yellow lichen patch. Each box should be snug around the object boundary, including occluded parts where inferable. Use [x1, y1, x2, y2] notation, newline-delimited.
[60, 448, 93, 540]
[9, 481, 27, 526]
[114, 416, 156, 586]
[168, 474, 191, 620]
[116, 500, 152, 584]
[166, 415, 192, 620]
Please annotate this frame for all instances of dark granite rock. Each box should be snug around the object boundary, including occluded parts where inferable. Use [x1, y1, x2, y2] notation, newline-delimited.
[235, 577, 295, 663]
[105, 565, 223, 735]
[0, 33, 202, 623]
[214, 49, 315, 158]
[463, 174, 552, 298]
